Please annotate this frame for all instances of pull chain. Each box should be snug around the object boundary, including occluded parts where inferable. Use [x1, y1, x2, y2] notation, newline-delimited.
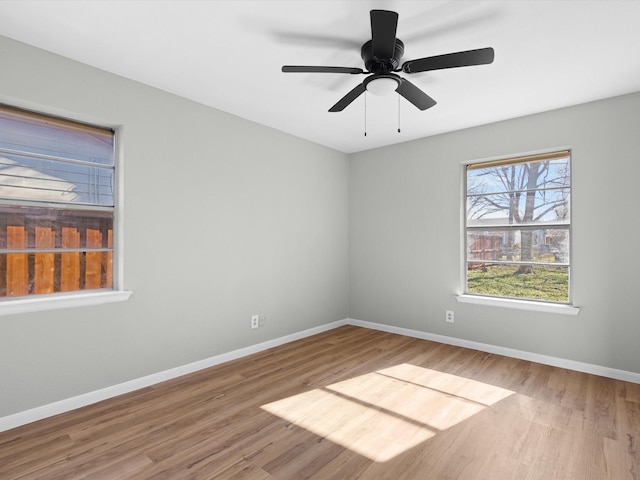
[363, 93, 402, 136]
[397, 95, 401, 133]
[364, 92, 367, 137]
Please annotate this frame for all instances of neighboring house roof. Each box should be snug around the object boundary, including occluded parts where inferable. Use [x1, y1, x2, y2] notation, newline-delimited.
[0, 156, 80, 204]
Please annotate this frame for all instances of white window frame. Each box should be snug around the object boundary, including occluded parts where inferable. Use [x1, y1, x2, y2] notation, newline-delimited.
[457, 148, 579, 315]
[0, 104, 131, 316]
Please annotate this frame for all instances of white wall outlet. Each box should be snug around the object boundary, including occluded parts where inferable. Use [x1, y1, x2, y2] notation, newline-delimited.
[445, 310, 455, 323]
[251, 314, 260, 329]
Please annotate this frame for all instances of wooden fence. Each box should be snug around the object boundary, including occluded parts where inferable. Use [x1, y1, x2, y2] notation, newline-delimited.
[0, 211, 113, 297]
[467, 234, 503, 270]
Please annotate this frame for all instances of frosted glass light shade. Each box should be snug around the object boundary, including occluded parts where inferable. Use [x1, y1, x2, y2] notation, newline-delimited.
[365, 77, 399, 96]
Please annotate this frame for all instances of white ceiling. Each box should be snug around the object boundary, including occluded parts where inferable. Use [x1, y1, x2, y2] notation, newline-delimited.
[1, 1, 639, 154]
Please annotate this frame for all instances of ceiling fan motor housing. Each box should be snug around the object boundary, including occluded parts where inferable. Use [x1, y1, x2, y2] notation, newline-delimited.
[361, 38, 405, 73]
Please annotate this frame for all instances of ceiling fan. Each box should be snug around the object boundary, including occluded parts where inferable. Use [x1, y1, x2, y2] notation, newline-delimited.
[282, 10, 494, 112]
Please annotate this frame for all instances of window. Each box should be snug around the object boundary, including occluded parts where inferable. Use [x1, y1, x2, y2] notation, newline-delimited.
[0, 104, 115, 299]
[464, 150, 571, 304]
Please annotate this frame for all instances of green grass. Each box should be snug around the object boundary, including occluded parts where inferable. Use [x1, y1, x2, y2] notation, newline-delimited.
[467, 265, 569, 303]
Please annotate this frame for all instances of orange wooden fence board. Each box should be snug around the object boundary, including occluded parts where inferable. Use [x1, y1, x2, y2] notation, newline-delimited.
[85, 229, 103, 290]
[35, 226, 55, 294]
[6, 226, 28, 297]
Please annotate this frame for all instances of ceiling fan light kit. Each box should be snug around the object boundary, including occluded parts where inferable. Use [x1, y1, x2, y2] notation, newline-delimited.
[282, 9, 494, 114]
[364, 75, 399, 96]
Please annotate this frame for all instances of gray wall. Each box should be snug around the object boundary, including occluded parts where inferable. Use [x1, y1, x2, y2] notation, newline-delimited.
[350, 92, 640, 374]
[0, 36, 349, 417]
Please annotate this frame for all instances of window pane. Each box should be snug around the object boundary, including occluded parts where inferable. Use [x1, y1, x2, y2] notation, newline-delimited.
[467, 188, 570, 227]
[467, 228, 569, 264]
[0, 205, 113, 297]
[0, 252, 113, 297]
[0, 108, 113, 165]
[466, 264, 569, 303]
[0, 153, 114, 206]
[467, 157, 570, 196]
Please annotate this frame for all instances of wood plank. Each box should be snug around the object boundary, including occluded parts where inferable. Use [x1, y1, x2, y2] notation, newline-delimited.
[6, 225, 28, 296]
[34, 226, 55, 294]
[84, 228, 102, 289]
[60, 227, 80, 292]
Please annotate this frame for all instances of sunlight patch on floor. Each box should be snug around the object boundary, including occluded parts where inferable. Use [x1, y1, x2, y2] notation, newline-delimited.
[261, 363, 514, 462]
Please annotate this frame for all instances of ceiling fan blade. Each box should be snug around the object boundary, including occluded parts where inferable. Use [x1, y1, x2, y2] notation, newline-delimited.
[402, 47, 495, 74]
[396, 78, 437, 111]
[370, 10, 398, 59]
[329, 83, 366, 112]
[282, 65, 364, 74]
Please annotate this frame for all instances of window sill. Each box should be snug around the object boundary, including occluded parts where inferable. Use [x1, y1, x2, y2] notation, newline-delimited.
[0, 290, 132, 317]
[456, 294, 580, 316]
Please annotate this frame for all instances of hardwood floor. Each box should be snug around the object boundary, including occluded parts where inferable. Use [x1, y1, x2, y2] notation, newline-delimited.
[1, 325, 638, 479]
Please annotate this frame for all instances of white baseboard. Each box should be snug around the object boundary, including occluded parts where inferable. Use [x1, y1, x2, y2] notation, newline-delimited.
[347, 318, 640, 385]
[0, 319, 348, 433]
[2, 317, 638, 433]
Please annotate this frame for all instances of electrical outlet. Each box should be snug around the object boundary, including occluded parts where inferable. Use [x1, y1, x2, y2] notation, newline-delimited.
[251, 314, 260, 329]
[259, 315, 266, 327]
[445, 310, 455, 323]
